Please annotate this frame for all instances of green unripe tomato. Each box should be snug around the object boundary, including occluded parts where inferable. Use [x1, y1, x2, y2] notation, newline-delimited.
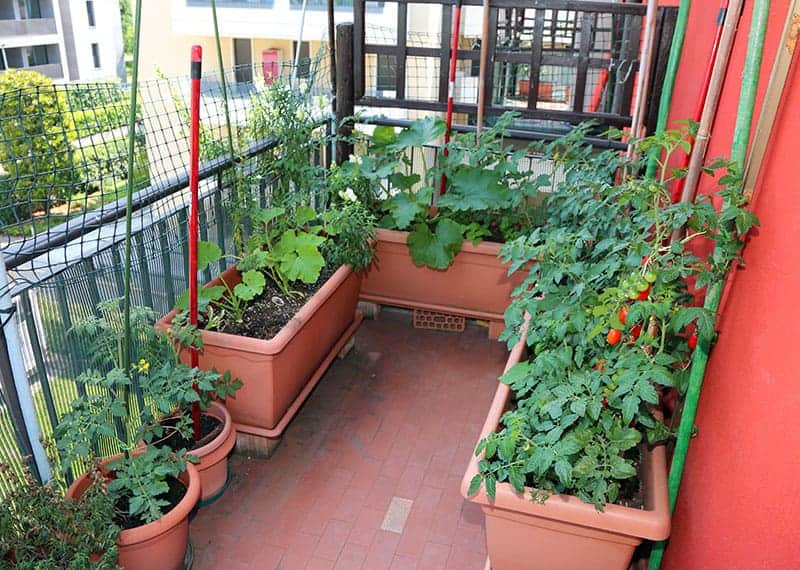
[645, 271, 657, 283]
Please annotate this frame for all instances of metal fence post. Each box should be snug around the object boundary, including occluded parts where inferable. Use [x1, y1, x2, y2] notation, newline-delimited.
[0, 256, 51, 482]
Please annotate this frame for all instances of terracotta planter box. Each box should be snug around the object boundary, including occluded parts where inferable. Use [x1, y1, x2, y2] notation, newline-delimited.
[158, 264, 363, 438]
[361, 229, 525, 325]
[67, 459, 200, 570]
[461, 340, 671, 570]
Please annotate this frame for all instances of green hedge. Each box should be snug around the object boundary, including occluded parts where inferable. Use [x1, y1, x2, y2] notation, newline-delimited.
[0, 70, 77, 219]
[72, 105, 129, 136]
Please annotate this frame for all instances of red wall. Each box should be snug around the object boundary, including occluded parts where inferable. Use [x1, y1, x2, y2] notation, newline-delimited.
[657, 1, 800, 568]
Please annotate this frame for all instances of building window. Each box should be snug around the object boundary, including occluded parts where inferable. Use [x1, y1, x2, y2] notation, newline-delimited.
[25, 45, 49, 66]
[86, 1, 95, 27]
[91, 43, 100, 68]
[19, 0, 42, 19]
[376, 54, 396, 92]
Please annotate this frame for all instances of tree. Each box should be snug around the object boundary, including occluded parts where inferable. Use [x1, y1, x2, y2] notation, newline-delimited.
[0, 69, 77, 223]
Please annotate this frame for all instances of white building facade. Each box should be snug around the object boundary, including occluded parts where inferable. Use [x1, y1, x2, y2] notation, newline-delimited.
[0, 0, 124, 82]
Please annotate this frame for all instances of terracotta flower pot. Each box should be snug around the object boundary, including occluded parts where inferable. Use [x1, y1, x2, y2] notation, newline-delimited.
[154, 401, 235, 502]
[461, 340, 671, 570]
[67, 459, 200, 570]
[360, 229, 525, 325]
[157, 264, 362, 438]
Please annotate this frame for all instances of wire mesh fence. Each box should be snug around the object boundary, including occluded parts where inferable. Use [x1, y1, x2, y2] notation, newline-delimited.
[0, 55, 332, 489]
[0, 41, 566, 491]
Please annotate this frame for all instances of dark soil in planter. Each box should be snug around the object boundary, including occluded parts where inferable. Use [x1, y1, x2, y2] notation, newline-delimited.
[114, 477, 186, 530]
[208, 267, 336, 340]
[155, 413, 223, 452]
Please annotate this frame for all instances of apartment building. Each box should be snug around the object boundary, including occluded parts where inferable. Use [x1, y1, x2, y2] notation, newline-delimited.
[0, 0, 125, 82]
[139, 0, 411, 82]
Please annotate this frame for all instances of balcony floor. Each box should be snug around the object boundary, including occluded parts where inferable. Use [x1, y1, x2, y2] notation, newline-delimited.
[190, 308, 508, 569]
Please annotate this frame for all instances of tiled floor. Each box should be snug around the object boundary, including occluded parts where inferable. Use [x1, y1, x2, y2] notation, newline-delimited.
[190, 308, 508, 570]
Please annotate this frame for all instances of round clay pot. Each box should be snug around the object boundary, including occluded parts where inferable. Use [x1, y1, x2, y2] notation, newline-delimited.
[191, 401, 236, 501]
[67, 458, 200, 570]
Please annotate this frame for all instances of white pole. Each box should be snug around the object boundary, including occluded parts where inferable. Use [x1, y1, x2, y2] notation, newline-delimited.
[0, 256, 51, 481]
[292, 0, 309, 89]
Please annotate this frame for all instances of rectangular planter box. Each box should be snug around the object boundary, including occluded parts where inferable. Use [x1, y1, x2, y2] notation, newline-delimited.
[158, 264, 362, 438]
[360, 228, 525, 323]
[461, 339, 671, 570]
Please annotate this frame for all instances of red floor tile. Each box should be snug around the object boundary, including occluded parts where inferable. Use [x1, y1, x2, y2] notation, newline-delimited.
[190, 309, 505, 569]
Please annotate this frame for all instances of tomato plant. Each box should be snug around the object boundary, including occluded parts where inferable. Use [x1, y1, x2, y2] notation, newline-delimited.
[468, 124, 758, 510]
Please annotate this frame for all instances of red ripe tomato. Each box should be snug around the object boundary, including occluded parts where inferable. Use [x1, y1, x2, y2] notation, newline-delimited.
[618, 305, 628, 325]
[688, 332, 698, 350]
[607, 329, 622, 345]
[637, 286, 651, 301]
[641, 255, 649, 267]
[631, 324, 642, 341]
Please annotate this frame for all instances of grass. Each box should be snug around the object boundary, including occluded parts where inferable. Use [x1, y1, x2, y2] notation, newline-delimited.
[2, 167, 150, 238]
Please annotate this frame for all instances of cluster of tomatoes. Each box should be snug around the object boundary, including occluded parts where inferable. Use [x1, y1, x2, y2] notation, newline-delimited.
[605, 259, 698, 350]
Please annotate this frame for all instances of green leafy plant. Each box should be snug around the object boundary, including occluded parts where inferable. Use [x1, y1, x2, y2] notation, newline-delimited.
[321, 197, 377, 272]
[345, 112, 549, 269]
[0, 462, 119, 569]
[53, 300, 238, 526]
[0, 70, 77, 221]
[181, 205, 327, 327]
[467, 125, 758, 510]
[246, 80, 328, 207]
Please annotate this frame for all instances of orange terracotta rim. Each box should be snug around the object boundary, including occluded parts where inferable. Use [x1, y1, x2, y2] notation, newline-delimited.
[158, 264, 357, 356]
[460, 335, 671, 542]
[373, 228, 505, 257]
[192, 400, 235, 462]
[67, 455, 201, 547]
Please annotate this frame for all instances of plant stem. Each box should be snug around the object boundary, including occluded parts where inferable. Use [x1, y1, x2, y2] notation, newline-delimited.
[121, 0, 143, 455]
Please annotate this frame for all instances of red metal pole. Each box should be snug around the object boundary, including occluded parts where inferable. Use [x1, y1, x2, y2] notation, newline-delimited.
[439, 0, 463, 196]
[189, 45, 202, 441]
[670, 1, 730, 203]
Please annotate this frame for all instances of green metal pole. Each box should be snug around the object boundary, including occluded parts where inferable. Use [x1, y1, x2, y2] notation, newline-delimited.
[647, 1, 770, 568]
[646, 0, 692, 178]
[210, 0, 244, 255]
[122, 0, 143, 376]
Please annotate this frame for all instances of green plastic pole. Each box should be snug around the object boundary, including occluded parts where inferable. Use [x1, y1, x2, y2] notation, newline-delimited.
[122, 0, 143, 376]
[210, 0, 244, 255]
[647, 1, 770, 568]
[646, 0, 692, 178]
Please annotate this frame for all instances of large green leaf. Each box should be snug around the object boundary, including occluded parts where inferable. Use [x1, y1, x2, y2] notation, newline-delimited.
[233, 270, 266, 301]
[388, 117, 446, 151]
[294, 205, 317, 226]
[407, 218, 465, 269]
[279, 243, 325, 283]
[197, 241, 222, 272]
[439, 167, 510, 211]
[253, 206, 285, 226]
[384, 191, 427, 229]
[274, 230, 325, 283]
[389, 172, 420, 191]
[371, 125, 397, 149]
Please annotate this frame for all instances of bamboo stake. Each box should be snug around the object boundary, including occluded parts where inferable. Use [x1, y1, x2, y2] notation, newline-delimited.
[627, 0, 659, 160]
[673, 0, 744, 212]
[476, 0, 491, 137]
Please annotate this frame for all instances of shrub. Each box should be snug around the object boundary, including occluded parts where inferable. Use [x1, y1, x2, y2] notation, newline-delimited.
[0, 70, 77, 219]
[71, 105, 129, 137]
